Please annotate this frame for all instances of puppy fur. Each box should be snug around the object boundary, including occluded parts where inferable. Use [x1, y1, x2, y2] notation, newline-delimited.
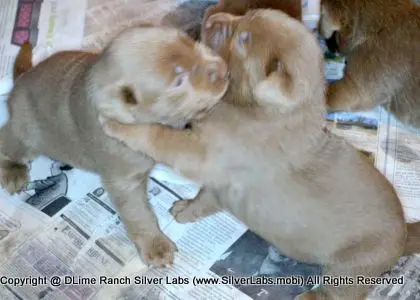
[0, 26, 229, 266]
[319, 0, 420, 128]
[162, 0, 301, 41]
[161, 0, 218, 40]
[101, 10, 420, 299]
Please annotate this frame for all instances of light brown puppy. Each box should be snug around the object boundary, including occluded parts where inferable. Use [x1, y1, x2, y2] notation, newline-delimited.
[100, 10, 420, 299]
[319, 0, 420, 128]
[0, 25, 229, 266]
[162, 0, 301, 41]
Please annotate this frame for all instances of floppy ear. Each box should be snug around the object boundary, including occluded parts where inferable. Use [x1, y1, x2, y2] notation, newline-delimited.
[253, 59, 299, 110]
[201, 12, 243, 53]
[95, 81, 143, 124]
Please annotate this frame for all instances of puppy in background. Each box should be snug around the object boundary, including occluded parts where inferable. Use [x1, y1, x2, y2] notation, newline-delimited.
[161, 0, 218, 40]
[100, 10, 420, 299]
[162, 0, 301, 41]
[0, 26, 229, 266]
[319, 0, 420, 128]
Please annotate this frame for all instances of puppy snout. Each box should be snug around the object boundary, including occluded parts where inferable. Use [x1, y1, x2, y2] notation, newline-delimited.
[325, 31, 340, 53]
[207, 60, 229, 83]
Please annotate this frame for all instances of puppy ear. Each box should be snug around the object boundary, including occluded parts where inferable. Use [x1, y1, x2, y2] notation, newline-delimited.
[120, 86, 139, 105]
[253, 59, 298, 110]
[202, 12, 242, 53]
[95, 83, 143, 124]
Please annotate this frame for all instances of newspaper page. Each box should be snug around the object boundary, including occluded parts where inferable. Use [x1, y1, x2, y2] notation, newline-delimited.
[82, 0, 182, 51]
[0, 0, 420, 299]
[0, 0, 86, 101]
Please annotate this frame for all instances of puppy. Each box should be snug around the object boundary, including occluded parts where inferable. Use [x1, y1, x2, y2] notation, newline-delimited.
[100, 10, 420, 299]
[162, 0, 301, 41]
[161, 0, 218, 40]
[0, 25, 229, 266]
[319, 0, 420, 128]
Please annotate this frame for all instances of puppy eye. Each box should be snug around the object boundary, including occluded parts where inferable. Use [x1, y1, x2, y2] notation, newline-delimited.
[174, 73, 188, 87]
[235, 31, 251, 56]
[208, 70, 218, 83]
[174, 65, 184, 74]
[265, 58, 279, 76]
[236, 32, 250, 48]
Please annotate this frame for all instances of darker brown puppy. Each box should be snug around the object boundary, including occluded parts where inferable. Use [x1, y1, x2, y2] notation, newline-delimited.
[162, 0, 301, 40]
[319, 0, 420, 128]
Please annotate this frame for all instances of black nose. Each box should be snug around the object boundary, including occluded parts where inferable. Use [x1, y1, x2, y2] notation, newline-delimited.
[325, 31, 340, 53]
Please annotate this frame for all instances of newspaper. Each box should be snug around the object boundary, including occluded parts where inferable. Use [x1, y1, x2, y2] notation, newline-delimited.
[0, 0, 420, 299]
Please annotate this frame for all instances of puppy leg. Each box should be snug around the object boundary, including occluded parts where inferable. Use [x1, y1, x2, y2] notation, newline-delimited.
[101, 120, 206, 174]
[0, 126, 31, 194]
[295, 241, 401, 300]
[170, 188, 221, 223]
[327, 45, 401, 112]
[103, 172, 177, 267]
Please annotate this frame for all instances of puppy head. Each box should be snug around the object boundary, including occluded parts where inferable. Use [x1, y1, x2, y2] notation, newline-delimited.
[202, 0, 302, 29]
[318, 0, 360, 53]
[89, 26, 229, 128]
[202, 9, 325, 112]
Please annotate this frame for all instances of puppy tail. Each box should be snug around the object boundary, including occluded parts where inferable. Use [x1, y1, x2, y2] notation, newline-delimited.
[404, 222, 420, 256]
[13, 42, 33, 81]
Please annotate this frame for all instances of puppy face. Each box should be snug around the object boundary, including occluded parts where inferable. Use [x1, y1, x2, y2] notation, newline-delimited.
[203, 0, 302, 28]
[202, 9, 324, 110]
[318, 0, 354, 53]
[91, 26, 229, 128]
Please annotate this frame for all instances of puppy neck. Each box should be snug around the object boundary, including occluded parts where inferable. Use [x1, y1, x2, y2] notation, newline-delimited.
[84, 54, 121, 119]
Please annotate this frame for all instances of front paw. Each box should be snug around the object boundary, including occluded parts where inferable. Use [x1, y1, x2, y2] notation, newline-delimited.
[0, 162, 29, 194]
[169, 200, 200, 223]
[138, 234, 178, 267]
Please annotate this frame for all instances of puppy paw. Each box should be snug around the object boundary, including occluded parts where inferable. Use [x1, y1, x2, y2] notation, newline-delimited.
[0, 233, 20, 261]
[0, 162, 29, 194]
[139, 234, 177, 268]
[202, 13, 241, 53]
[169, 200, 200, 223]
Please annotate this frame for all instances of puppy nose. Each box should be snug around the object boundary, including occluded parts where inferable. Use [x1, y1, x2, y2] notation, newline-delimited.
[325, 32, 340, 53]
[207, 60, 229, 83]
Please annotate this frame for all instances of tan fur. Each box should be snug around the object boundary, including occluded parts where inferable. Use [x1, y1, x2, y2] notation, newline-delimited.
[203, 0, 302, 25]
[161, 0, 218, 40]
[319, 0, 420, 128]
[404, 222, 420, 256]
[0, 25, 229, 266]
[162, 0, 302, 41]
[100, 10, 420, 299]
